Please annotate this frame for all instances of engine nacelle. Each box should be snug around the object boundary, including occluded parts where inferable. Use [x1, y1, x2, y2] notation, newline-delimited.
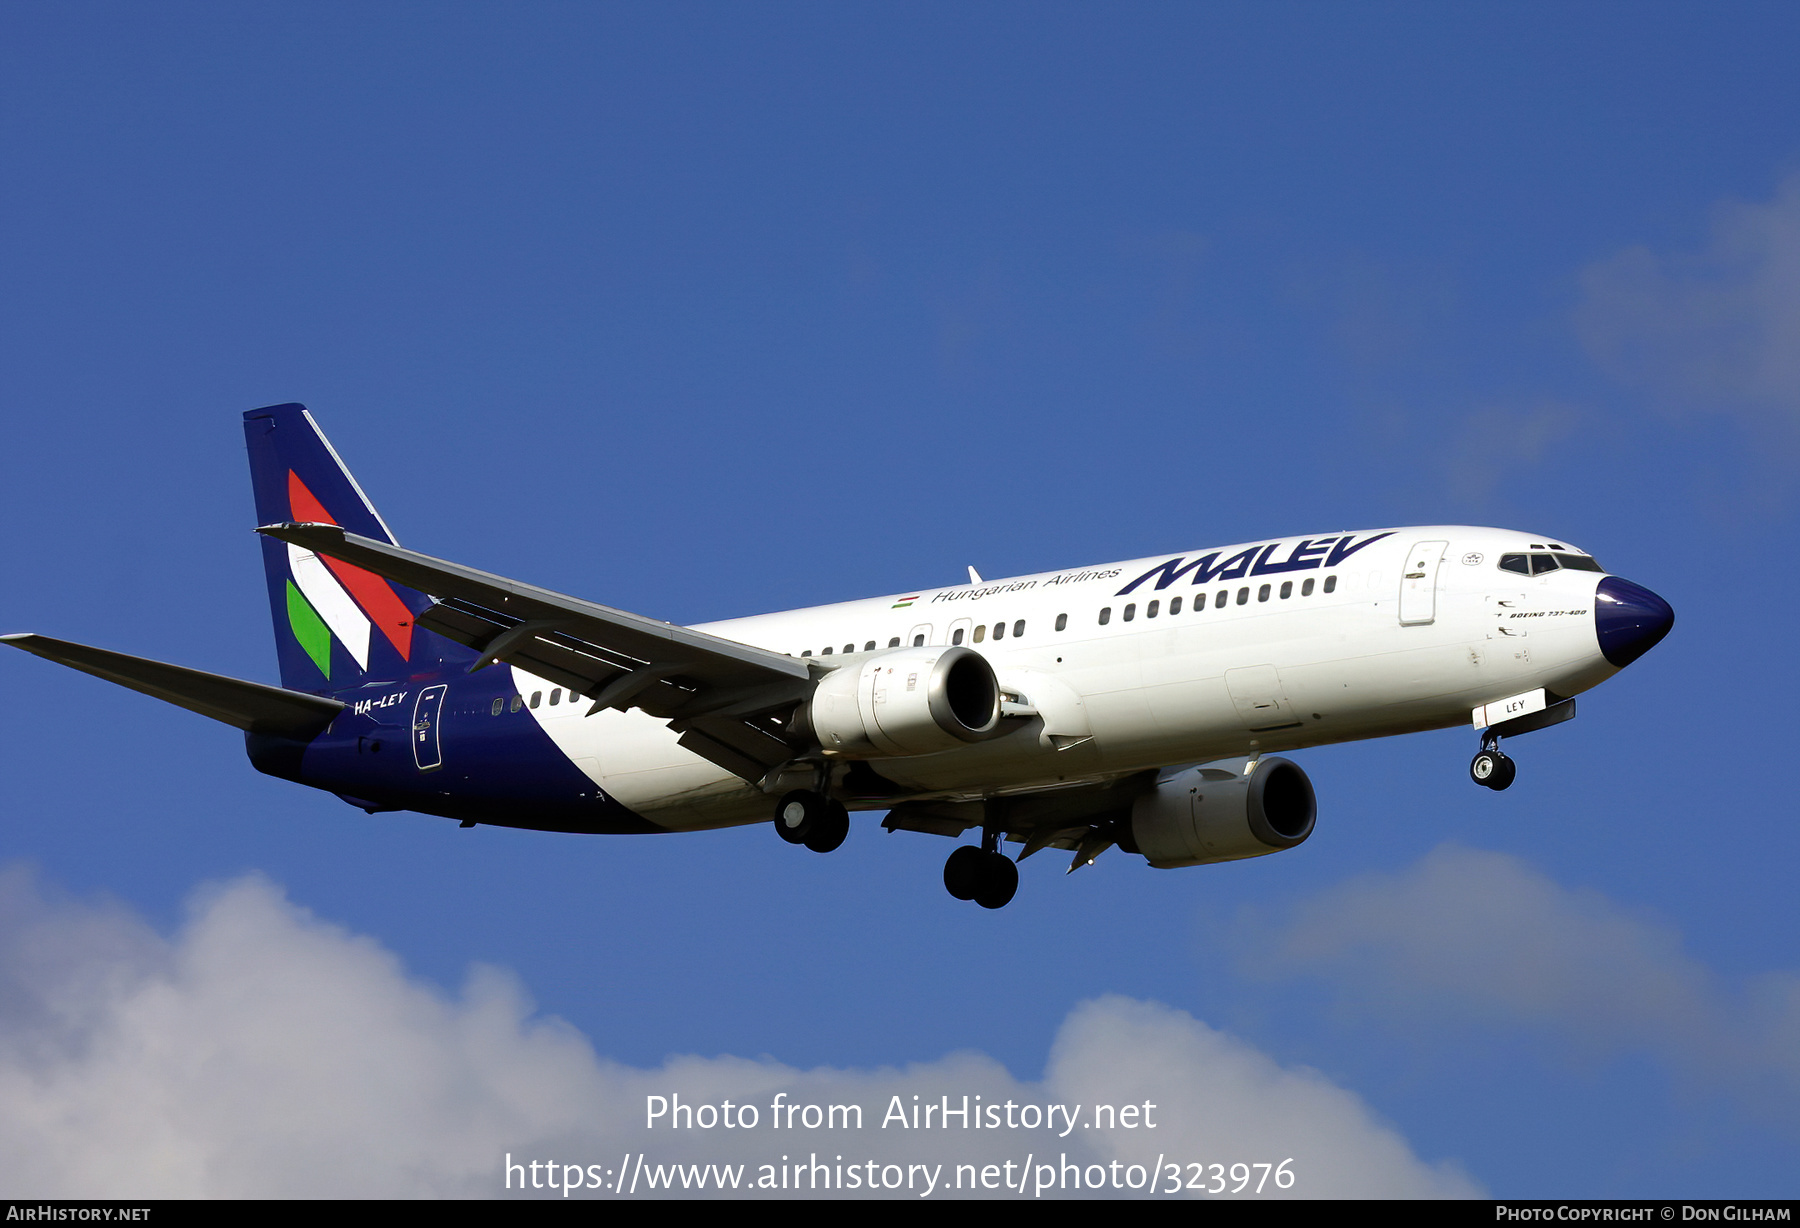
[800, 645, 1002, 757]
[1129, 757, 1316, 868]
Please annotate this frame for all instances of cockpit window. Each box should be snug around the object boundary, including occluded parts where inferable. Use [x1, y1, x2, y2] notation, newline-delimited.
[1500, 551, 1605, 576]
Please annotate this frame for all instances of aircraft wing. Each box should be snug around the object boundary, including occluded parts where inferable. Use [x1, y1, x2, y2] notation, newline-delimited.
[257, 523, 815, 781]
[1, 633, 344, 738]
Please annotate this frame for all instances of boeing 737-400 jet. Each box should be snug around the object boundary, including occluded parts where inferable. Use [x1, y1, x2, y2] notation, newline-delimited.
[3, 405, 1674, 908]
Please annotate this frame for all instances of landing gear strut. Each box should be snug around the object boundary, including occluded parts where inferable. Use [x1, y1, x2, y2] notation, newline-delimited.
[943, 826, 1018, 909]
[773, 790, 849, 852]
[1470, 733, 1516, 791]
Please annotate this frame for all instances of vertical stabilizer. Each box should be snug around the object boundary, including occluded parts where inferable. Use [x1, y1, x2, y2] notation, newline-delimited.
[243, 404, 473, 692]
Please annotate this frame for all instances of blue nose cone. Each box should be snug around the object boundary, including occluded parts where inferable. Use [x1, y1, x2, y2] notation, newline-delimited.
[1595, 577, 1674, 668]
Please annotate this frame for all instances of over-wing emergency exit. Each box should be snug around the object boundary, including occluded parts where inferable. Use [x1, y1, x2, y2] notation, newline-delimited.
[3, 405, 1674, 908]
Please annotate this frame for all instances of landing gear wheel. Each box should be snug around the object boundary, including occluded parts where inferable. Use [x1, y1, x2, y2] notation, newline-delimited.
[972, 852, 1018, 910]
[774, 790, 827, 844]
[944, 846, 985, 900]
[804, 801, 850, 853]
[1470, 750, 1516, 791]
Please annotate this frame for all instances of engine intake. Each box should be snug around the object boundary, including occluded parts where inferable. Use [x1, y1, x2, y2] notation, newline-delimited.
[1130, 757, 1317, 868]
[799, 645, 1002, 757]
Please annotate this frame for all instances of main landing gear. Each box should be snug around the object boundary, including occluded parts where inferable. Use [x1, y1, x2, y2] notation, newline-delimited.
[1469, 735, 1517, 791]
[773, 790, 850, 853]
[943, 828, 1018, 910]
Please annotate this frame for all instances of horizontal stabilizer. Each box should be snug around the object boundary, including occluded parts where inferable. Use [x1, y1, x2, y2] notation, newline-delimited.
[2, 633, 344, 738]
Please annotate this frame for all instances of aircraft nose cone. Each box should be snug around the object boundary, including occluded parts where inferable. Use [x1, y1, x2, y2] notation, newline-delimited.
[1595, 576, 1674, 668]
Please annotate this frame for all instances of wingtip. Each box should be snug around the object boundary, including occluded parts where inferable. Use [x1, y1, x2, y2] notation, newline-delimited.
[256, 520, 339, 537]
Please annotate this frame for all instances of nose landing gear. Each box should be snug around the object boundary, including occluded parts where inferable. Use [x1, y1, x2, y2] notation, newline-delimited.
[1470, 748, 1515, 790]
[1467, 695, 1578, 792]
[1470, 735, 1516, 791]
[943, 827, 1018, 909]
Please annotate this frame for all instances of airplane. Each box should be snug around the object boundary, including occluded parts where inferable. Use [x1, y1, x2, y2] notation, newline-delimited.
[3, 404, 1674, 909]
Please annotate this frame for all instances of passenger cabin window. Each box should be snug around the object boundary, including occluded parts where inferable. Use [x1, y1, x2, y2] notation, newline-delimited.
[529, 691, 542, 709]
[1012, 620, 1025, 637]
[1214, 590, 1227, 609]
[1170, 596, 1182, 615]
[952, 628, 965, 645]
[510, 695, 522, 713]
[1302, 578, 1314, 596]
[1055, 613, 1068, 631]
[801, 650, 813, 657]
[992, 622, 1004, 640]
[889, 637, 901, 648]
[1236, 587, 1249, 605]
[490, 698, 504, 716]
[822, 647, 833, 655]
[1280, 581, 1292, 599]
[1147, 600, 1159, 618]
[912, 634, 925, 647]
[1098, 607, 1111, 626]
[548, 689, 560, 705]
[864, 641, 876, 651]
[1257, 584, 1270, 602]
[1324, 575, 1338, 593]
[1123, 603, 1136, 622]
[844, 644, 854, 654]
[973, 625, 986, 643]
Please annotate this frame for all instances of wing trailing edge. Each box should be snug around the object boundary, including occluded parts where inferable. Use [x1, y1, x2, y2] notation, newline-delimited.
[255, 522, 816, 782]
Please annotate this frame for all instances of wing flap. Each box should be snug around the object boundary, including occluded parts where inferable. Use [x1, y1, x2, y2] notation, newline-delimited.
[2, 633, 343, 738]
[415, 600, 709, 717]
[256, 524, 808, 695]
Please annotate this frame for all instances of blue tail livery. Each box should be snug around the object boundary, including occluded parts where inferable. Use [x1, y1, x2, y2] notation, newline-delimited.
[244, 405, 477, 690]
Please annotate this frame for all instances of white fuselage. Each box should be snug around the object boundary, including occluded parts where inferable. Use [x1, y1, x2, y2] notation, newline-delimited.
[512, 527, 1617, 830]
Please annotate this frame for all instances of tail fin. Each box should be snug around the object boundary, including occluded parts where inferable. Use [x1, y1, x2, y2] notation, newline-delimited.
[244, 404, 474, 692]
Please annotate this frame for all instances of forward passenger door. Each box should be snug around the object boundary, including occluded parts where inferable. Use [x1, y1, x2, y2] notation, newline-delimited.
[1399, 540, 1449, 626]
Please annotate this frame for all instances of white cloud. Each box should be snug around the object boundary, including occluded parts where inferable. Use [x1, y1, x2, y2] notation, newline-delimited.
[1047, 997, 1478, 1199]
[1247, 845, 1800, 1116]
[0, 866, 1475, 1199]
[1577, 175, 1800, 427]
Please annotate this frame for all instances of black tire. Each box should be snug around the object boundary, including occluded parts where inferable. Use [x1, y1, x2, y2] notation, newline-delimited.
[804, 801, 850, 853]
[944, 845, 984, 900]
[774, 790, 823, 844]
[1470, 751, 1501, 787]
[973, 852, 1018, 910]
[1487, 754, 1516, 791]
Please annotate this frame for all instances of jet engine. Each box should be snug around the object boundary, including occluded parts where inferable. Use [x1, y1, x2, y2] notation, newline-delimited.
[1129, 757, 1316, 868]
[797, 645, 1002, 757]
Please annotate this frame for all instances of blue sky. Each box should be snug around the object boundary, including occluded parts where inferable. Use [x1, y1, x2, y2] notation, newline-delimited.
[2, 2, 1798, 1198]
